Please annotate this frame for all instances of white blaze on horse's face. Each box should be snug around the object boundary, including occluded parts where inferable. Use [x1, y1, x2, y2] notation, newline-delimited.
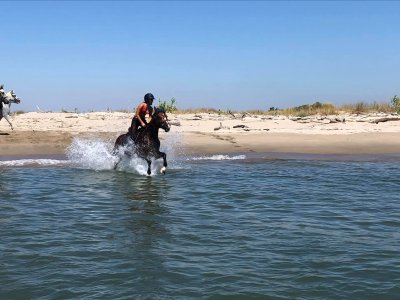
[8, 90, 21, 103]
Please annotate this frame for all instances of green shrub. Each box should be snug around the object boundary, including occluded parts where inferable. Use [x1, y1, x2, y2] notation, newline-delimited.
[391, 95, 400, 114]
[158, 97, 177, 112]
[14, 110, 26, 115]
[282, 102, 336, 116]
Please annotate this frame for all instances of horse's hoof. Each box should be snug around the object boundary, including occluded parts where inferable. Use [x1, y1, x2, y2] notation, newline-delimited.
[160, 167, 166, 175]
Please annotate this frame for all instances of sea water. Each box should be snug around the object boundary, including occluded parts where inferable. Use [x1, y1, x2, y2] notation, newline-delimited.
[0, 137, 400, 299]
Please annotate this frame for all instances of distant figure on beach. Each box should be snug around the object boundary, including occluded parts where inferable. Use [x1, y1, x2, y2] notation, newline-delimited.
[129, 93, 154, 139]
[0, 84, 6, 111]
[0, 88, 21, 130]
[0, 84, 5, 100]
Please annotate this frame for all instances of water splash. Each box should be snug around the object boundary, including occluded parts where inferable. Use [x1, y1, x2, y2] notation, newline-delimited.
[65, 137, 182, 175]
[161, 132, 246, 162]
[0, 133, 188, 172]
[66, 138, 119, 171]
[160, 131, 187, 169]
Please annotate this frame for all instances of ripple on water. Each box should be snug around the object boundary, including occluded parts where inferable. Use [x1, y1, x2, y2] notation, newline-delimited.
[0, 159, 400, 298]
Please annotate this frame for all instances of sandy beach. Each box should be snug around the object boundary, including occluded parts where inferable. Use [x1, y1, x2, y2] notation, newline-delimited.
[1, 111, 400, 157]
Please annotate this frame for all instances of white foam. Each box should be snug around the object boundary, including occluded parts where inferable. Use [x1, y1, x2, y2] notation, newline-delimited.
[0, 159, 68, 167]
[65, 138, 119, 171]
[65, 137, 174, 175]
[190, 154, 246, 161]
[0, 135, 188, 174]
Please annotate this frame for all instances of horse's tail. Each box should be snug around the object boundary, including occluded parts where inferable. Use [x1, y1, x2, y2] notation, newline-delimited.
[113, 133, 135, 154]
[113, 134, 125, 154]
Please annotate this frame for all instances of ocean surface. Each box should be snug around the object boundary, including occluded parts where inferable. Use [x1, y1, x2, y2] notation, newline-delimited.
[1, 138, 400, 299]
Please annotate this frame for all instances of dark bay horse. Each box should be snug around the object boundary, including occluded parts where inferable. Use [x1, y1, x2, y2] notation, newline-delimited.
[114, 107, 170, 175]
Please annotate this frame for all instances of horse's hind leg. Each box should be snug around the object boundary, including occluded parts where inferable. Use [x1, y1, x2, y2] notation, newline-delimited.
[3, 114, 13, 130]
[113, 135, 130, 170]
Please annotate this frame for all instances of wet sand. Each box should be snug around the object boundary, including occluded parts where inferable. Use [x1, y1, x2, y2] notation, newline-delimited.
[179, 132, 400, 155]
[1, 112, 400, 157]
[1, 130, 400, 158]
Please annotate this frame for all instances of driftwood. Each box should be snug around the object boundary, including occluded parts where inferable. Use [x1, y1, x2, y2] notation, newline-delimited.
[228, 111, 236, 119]
[169, 120, 181, 126]
[329, 117, 345, 123]
[291, 116, 345, 124]
[369, 117, 400, 124]
[214, 122, 230, 131]
[233, 124, 248, 128]
[226, 110, 255, 119]
[241, 112, 251, 119]
[190, 115, 202, 120]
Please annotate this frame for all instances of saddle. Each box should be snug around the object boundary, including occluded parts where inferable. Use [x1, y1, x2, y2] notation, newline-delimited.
[127, 126, 145, 143]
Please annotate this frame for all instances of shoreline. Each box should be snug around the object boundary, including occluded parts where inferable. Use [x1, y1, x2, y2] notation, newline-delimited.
[1, 112, 400, 158]
[179, 132, 400, 155]
[1, 130, 400, 158]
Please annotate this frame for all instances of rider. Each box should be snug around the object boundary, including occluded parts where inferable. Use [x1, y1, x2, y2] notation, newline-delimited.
[129, 93, 154, 138]
[0, 84, 4, 108]
[0, 84, 4, 100]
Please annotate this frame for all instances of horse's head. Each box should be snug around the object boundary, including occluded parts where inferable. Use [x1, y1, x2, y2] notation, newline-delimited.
[5, 90, 21, 103]
[153, 107, 170, 132]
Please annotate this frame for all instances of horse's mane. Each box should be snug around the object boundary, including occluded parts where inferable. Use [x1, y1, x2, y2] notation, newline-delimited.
[3, 91, 14, 100]
[136, 107, 166, 138]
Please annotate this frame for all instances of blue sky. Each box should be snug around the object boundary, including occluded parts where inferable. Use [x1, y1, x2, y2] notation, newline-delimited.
[1, 1, 399, 112]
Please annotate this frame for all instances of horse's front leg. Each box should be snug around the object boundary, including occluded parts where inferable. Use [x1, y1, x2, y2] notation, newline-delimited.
[156, 151, 167, 175]
[146, 159, 152, 176]
[113, 156, 121, 170]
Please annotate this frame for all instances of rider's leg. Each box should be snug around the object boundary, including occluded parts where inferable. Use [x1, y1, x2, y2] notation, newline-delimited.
[130, 117, 140, 139]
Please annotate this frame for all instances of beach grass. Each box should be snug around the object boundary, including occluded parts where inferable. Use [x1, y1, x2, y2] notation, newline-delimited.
[339, 101, 394, 114]
[172, 100, 397, 116]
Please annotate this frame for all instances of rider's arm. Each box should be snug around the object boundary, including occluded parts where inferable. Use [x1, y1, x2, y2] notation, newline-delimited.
[135, 103, 146, 127]
[148, 106, 153, 121]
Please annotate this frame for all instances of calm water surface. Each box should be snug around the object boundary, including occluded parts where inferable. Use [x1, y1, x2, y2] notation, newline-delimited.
[1, 151, 400, 299]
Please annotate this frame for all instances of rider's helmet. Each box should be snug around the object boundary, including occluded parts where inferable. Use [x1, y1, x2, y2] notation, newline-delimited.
[144, 93, 155, 104]
[0, 84, 4, 90]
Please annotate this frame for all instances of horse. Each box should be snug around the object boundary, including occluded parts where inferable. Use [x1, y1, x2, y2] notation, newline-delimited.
[0, 90, 21, 130]
[114, 107, 171, 175]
